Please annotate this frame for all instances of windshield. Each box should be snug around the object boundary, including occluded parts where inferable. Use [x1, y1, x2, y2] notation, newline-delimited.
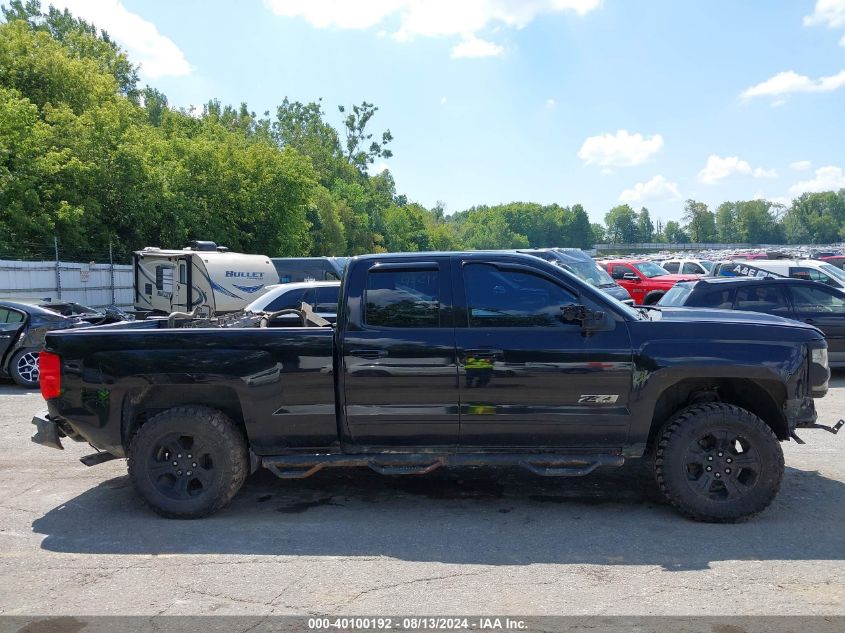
[700, 260, 714, 272]
[560, 261, 616, 287]
[633, 261, 670, 278]
[659, 283, 694, 306]
[819, 263, 845, 282]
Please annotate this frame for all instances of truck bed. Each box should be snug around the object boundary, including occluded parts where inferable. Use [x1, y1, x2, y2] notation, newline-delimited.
[42, 325, 337, 456]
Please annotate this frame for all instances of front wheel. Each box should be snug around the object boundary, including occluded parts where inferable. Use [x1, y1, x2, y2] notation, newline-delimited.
[128, 406, 249, 519]
[654, 403, 784, 522]
[10, 349, 40, 388]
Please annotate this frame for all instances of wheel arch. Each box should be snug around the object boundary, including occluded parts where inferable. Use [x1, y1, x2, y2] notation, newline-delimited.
[647, 377, 789, 449]
[121, 385, 247, 453]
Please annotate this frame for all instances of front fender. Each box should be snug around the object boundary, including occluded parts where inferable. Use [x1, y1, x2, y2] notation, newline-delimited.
[627, 329, 809, 447]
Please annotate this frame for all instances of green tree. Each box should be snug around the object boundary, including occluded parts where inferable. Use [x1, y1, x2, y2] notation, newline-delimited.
[604, 204, 638, 243]
[683, 199, 717, 242]
[338, 101, 393, 172]
[636, 207, 654, 242]
[663, 220, 689, 243]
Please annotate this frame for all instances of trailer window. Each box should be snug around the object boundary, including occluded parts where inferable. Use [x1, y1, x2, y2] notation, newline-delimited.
[155, 265, 173, 295]
[365, 270, 440, 328]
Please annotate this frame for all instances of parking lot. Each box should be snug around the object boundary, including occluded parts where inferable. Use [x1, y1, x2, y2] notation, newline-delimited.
[0, 376, 843, 617]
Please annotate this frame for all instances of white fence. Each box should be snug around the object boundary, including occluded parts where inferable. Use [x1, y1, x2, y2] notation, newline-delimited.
[0, 260, 134, 309]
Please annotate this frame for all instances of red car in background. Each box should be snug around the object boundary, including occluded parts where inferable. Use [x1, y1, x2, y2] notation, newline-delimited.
[599, 259, 700, 305]
[821, 256, 845, 270]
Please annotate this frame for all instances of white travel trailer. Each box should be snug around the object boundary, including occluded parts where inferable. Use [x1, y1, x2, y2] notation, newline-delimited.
[133, 241, 277, 316]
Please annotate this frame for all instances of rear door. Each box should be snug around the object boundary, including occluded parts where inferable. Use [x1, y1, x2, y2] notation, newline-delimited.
[0, 307, 26, 365]
[341, 258, 459, 448]
[731, 284, 793, 318]
[453, 260, 633, 449]
[787, 284, 845, 364]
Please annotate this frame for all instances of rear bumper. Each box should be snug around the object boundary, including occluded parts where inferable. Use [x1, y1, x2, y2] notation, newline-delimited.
[31, 410, 64, 450]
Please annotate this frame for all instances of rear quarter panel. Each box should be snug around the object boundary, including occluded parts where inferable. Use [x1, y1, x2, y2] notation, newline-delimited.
[44, 327, 337, 456]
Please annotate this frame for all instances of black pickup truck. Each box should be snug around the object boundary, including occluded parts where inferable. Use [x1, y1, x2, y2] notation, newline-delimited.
[32, 251, 834, 522]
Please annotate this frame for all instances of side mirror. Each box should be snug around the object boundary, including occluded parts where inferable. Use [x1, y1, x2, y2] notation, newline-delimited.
[561, 304, 607, 331]
[623, 272, 640, 281]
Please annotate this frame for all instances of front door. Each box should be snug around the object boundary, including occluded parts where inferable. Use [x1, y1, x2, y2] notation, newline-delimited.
[342, 259, 459, 449]
[454, 261, 634, 449]
[787, 284, 845, 365]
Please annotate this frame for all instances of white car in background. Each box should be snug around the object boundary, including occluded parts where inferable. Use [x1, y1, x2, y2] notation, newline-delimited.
[245, 280, 340, 325]
[655, 258, 713, 275]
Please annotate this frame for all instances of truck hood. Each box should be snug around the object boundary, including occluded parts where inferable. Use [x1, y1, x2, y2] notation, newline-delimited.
[655, 306, 819, 330]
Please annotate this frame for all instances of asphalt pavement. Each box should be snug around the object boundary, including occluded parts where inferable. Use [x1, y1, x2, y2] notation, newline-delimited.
[0, 375, 843, 616]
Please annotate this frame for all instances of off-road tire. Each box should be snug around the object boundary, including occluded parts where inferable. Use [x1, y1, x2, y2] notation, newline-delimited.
[643, 291, 665, 305]
[9, 348, 40, 389]
[654, 403, 784, 523]
[128, 406, 248, 519]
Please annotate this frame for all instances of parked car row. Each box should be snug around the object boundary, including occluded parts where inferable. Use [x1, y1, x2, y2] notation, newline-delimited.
[660, 277, 845, 367]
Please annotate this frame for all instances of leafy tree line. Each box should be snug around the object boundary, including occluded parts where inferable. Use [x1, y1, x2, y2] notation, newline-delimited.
[600, 193, 845, 246]
[1, 2, 843, 265]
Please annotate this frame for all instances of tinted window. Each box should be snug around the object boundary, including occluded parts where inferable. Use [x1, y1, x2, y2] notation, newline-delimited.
[464, 264, 578, 328]
[662, 261, 680, 273]
[790, 267, 835, 287]
[366, 269, 440, 328]
[789, 285, 845, 314]
[313, 286, 340, 312]
[611, 265, 630, 280]
[682, 262, 703, 274]
[733, 285, 791, 316]
[0, 308, 24, 324]
[695, 288, 735, 309]
[266, 288, 306, 311]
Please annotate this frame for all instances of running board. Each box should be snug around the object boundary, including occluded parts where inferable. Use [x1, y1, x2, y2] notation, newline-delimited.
[260, 453, 624, 479]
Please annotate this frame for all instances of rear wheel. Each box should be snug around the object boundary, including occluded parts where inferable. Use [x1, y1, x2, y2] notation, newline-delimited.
[128, 406, 248, 519]
[10, 349, 40, 388]
[654, 403, 784, 522]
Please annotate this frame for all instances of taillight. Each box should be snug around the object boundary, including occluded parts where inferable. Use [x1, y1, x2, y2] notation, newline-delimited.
[39, 351, 61, 400]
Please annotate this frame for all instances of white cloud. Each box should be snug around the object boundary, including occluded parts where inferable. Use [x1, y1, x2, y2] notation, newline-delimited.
[545, 98, 557, 107]
[790, 160, 812, 172]
[619, 175, 681, 203]
[804, 0, 845, 28]
[789, 165, 845, 195]
[50, 0, 191, 79]
[740, 69, 845, 101]
[265, 0, 601, 56]
[370, 161, 390, 174]
[440, 96, 448, 104]
[754, 167, 778, 179]
[600, 168, 614, 176]
[697, 155, 777, 184]
[577, 130, 663, 167]
[450, 35, 504, 58]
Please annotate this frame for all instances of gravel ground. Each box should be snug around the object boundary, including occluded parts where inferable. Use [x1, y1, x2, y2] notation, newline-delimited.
[0, 375, 843, 616]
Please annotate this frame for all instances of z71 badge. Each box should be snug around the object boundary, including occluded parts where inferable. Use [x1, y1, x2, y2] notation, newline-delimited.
[578, 394, 619, 404]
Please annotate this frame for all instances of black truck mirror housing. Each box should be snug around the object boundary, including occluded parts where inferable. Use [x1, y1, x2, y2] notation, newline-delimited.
[561, 304, 606, 330]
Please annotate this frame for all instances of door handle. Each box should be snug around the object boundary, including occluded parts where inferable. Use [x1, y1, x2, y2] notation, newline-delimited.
[349, 349, 387, 360]
[804, 318, 816, 324]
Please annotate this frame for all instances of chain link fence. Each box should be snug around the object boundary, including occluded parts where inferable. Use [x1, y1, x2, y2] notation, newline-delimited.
[0, 238, 134, 309]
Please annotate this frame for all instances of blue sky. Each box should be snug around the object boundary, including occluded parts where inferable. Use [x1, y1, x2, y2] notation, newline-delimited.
[44, 0, 845, 224]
